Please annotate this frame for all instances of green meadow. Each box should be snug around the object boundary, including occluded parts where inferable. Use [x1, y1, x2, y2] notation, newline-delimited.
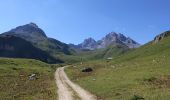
[0, 58, 58, 100]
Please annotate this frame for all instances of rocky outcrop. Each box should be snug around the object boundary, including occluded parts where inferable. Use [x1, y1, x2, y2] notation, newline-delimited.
[154, 31, 170, 43]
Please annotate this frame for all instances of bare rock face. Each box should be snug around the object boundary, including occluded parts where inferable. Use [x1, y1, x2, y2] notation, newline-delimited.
[97, 32, 140, 49]
[97, 32, 119, 48]
[154, 31, 170, 43]
[78, 38, 97, 50]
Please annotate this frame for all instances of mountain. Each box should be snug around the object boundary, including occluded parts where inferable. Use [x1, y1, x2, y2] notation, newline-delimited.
[0, 35, 62, 63]
[8, 22, 47, 38]
[77, 38, 97, 50]
[98, 32, 140, 48]
[1, 23, 73, 59]
[73, 32, 140, 50]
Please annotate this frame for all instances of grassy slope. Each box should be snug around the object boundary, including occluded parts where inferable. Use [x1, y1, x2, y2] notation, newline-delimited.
[65, 35, 170, 100]
[0, 58, 57, 100]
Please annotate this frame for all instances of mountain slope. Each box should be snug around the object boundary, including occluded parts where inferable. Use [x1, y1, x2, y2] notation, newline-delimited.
[0, 35, 62, 63]
[2, 23, 72, 57]
[113, 30, 170, 63]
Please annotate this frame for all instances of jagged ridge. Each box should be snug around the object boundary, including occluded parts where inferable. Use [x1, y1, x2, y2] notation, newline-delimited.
[73, 32, 140, 50]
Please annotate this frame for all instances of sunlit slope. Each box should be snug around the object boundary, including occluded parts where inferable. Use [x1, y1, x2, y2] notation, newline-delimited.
[66, 31, 170, 100]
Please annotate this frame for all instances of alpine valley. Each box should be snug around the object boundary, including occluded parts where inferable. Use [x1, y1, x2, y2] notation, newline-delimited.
[1, 23, 170, 100]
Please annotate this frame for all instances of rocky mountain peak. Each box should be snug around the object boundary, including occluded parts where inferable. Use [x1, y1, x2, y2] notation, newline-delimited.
[104, 32, 129, 42]
[6, 22, 47, 38]
[84, 37, 96, 43]
[106, 32, 117, 36]
[28, 22, 39, 28]
[75, 32, 140, 50]
[78, 37, 97, 50]
[104, 32, 118, 40]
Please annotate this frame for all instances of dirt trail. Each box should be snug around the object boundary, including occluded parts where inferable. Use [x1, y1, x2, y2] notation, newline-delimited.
[55, 68, 73, 100]
[55, 66, 97, 100]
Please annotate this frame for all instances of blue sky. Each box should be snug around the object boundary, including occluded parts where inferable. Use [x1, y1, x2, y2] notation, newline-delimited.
[0, 0, 170, 44]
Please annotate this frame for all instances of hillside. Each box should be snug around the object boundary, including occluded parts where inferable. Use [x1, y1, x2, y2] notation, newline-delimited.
[113, 30, 170, 63]
[0, 58, 58, 100]
[66, 30, 170, 100]
[0, 35, 62, 64]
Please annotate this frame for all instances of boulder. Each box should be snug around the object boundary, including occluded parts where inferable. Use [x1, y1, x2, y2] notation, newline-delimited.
[81, 67, 93, 72]
[28, 73, 38, 80]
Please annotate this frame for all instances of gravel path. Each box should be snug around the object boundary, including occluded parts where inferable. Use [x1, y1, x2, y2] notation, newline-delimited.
[55, 66, 97, 100]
